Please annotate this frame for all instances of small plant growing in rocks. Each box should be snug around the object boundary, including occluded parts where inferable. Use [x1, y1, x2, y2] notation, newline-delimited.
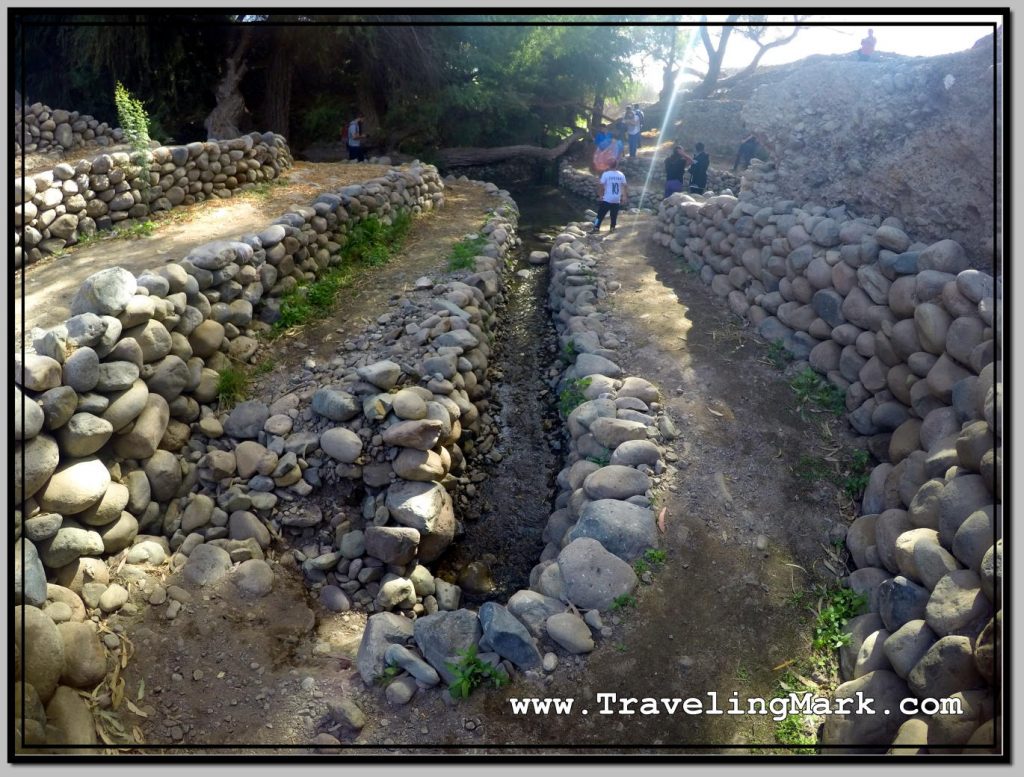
[811, 586, 867, 652]
[445, 645, 509, 699]
[375, 665, 402, 687]
[611, 594, 637, 611]
[447, 234, 487, 271]
[558, 376, 592, 417]
[841, 449, 872, 500]
[763, 339, 793, 371]
[216, 364, 250, 408]
[789, 368, 846, 418]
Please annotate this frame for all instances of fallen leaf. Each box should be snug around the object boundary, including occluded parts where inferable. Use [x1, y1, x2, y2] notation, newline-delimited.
[657, 507, 667, 534]
[125, 700, 149, 718]
[707, 406, 724, 418]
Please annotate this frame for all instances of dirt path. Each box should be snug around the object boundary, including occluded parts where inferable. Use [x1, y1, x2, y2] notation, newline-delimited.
[15, 161, 396, 342]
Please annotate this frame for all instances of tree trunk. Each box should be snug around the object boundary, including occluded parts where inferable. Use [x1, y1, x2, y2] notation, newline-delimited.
[262, 35, 293, 138]
[204, 31, 251, 140]
[436, 129, 588, 168]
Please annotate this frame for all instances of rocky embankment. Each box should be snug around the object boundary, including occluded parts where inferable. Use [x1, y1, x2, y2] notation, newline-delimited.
[14, 133, 294, 268]
[653, 189, 1000, 753]
[14, 163, 447, 750]
[15, 101, 121, 155]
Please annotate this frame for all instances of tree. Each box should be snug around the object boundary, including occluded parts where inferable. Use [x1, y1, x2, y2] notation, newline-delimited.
[684, 15, 808, 101]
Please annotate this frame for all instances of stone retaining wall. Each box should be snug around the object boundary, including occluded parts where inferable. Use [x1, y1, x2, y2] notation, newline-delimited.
[14, 162, 448, 747]
[15, 102, 121, 155]
[14, 133, 294, 269]
[653, 189, 1001, 753]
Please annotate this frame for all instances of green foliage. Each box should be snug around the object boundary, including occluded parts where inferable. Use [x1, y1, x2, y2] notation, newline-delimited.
[789, 369, 846, 417]
[812, 586, 867, 652]
[375, 665, 402, 687]
[114, 81, 151, 158]
[445, 645, 509, 699]
[794, 454, 831, 484]
[558, 377, 592, 417]
[842, 449, 872, 500]
[775, 712, 818, 754]
[586, 452, 611, 467]
[272, 211, 413, 335]
[561, 340, 579, 363]
[216, 364, 249, 408]
[764, 339, 793, 370]
[643, 549, 667, 567]
[633, 558, 650, 576]
[447, 235, 487, 272]
[117, 220, 156, 239]
[611, 594, 637, 611]
[300, 93, 350, 146]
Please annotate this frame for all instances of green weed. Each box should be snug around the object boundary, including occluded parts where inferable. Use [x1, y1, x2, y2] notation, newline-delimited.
[789, 368, 846, 418]
[811, 586, 867, 652]
[794, 454, 831, 484]
[775, 713, 818, 754]
[643, 549, 667, 567]
[216, 364, 250, 408]
[375, 665, 402, 687]
[764, 339, 793, 370]
[633, 559, 650, 576]
[611, 594, 637, 611]
[448, 234, 487, 271]
[842, 449, 872, 500]
[586, 452, 611, 467]
[445, 644, 509, 699]
[558, 376, 592, 417]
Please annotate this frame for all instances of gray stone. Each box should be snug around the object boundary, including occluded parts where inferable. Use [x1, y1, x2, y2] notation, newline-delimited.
[382, 419, 443, 450]
[61, 348, 100, 393]
[122, 320, 172, 363]
[878, 575, 930, 632]
[58, 621, 108, 688]
[356, 360, 402, 390]
[98, 583, 128, 612]
[37, 458, 110, 515]
[413, 609, 482, 685]
[384, 644, 440, 685]
[545, 612, 595, 654]
[40, 387, 79, 430]
[937, 475, 991, 549]
[339, 530, 365, 560]
[311, 389, 361, 421]
[375, 578, 416, 611]
[356, 612, 415, 685]
[320, 586, 351, 613]
[609, 439, 661, 467]
[69, 267, 137, 316]
[908, 635, 986, 699]
[15, 606, 64, 702]
[100, 379, 150, 432]
[364, 526, 420, 566]
[567, 499, 658, 562]
[883, 620, 938, 680]
[582, 466, 650, 501]
[233, 559, 274, 597]
[24, 513, 63, 543]
[328, 697, 365, 730]
[98, 511, 138, 554]
[55, 413, 113, 458]
[573, 353, 622, 379]
[16, 434, 60, 504]
[144, 449, 182, 502]
[15, 539, 48, 607]
[589, 417, 648, 449]
[925, 570, 991, 638]
[16, 354, 63, 392]
[223, 401, 270, 439]
[952, 507, 993, 572]
[433, 579, 461, 611]
[385, 481, 455, 562]
[384, 675, 418, 705]
[228, 511, 270, 548]
[479, 601, 542, 669]
[980, 541, 1000, 602]
[822, 670, 912, 753]
[181, 543, 231, 586]
[506, 589, 566, 637]
[320, 427, 363, 463]
[557, 538, 638, 611]
[918, 239, 968, 275]
[111, 394, 168, 459]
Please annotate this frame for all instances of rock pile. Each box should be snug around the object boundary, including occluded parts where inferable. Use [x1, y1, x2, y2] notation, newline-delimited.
[15, 102, 121, 155]
[14, 133, 294, 268]
[14, 162, 446, 749]
[559, 160, 740, 212]
[654, 190, 1000, 753]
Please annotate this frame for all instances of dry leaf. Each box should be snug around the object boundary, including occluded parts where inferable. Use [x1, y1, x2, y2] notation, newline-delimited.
[657, 507, 667, 534]
[707, 406, 724, 418]
[136, 680, 145, 702]
[125, 700, 148, 718]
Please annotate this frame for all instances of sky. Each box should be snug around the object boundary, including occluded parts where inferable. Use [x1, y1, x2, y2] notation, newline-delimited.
[636, 15, 1002, 91]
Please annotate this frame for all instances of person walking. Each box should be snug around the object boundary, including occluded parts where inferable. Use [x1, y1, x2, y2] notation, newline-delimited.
[344, 112, 367, 161]
[594, 158, 628, 232]
[664, 145, 691, 197]
[632, 103, 645, 148]
[625, 108, 641, 159]
[688, 142, 710, 193]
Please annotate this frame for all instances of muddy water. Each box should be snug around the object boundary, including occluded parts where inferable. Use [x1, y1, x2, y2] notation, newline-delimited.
[436, 184, 594, 602]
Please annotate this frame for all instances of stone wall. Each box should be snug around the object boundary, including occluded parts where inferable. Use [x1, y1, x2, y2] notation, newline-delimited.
[14, 164, 451, 746]
[14, 133, 294, 269]
[740, 33, 1000, 272]
[671, 99, 749, 161]
[654, 189, 1000, 752]
[15, 102, 120, 155]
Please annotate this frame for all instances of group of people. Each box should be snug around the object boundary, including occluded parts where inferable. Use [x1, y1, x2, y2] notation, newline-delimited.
[663, 141, 710, 197]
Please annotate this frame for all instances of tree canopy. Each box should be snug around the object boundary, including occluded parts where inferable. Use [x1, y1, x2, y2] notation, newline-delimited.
[13, 14, 805, 153]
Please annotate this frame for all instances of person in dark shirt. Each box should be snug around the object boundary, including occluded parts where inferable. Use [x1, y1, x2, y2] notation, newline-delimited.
[688, 142, 710, 193]
[733, 134, 759, 172]
[664, 145, 691, 197]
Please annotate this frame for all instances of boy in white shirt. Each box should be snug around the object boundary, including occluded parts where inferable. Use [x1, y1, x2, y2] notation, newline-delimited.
[594, 159, 628, 232]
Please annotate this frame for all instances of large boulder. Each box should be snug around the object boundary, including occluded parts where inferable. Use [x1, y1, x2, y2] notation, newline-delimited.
[567, 499, 658, 561]
[356, 612, 415, 685]
[69, 267, 137, 316]
[556, 538, 638, 610]
[413, 609, 482, 686]
[385, 481, 455, 562]
[479, 602, 542, 670]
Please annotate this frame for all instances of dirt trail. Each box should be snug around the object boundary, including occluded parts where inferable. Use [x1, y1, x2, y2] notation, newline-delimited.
[15, 161, 395, 342]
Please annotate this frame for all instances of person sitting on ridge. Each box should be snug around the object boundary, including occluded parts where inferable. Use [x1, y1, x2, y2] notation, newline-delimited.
[858, 29, 877, 61]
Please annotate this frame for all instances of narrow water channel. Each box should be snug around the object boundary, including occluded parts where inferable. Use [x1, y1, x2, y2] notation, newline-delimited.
[435, 182, 594, 602]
